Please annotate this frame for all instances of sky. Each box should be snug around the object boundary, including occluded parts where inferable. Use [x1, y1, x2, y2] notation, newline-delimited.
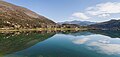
[4, 0, 120, 22]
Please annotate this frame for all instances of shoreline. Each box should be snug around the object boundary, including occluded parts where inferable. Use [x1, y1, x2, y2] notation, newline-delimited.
[0, 28, 119, 32]
[0, 28, 88, 32]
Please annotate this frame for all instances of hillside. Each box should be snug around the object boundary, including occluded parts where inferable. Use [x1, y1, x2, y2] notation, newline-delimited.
[89, 19, 120, 30]
[0, 1, 56, 29]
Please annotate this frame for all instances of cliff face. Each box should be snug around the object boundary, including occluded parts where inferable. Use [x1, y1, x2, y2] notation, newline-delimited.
[0, 1, 56, 29]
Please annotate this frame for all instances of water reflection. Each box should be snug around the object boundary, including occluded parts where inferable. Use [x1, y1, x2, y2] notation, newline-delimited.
[90, 30, 120, 38]
[0, 30, 120, 57]
[71, 34, 120, 55]
[0, 31, 55, 57]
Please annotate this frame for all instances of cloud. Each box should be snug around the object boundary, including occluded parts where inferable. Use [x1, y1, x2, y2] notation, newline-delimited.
[86, 2, 120, 16]
[98, 14, 110, 17]
[72, 12, 90, 19]
[88, 42, 120, 55]
[71, 2, 120, 21]
[111, 17, 120, 20]
[71, 34, 120, 55]
[72, 38, 90, 44]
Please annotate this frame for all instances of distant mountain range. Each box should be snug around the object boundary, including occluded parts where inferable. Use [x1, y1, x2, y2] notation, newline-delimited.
[58, 19, 120, 30]
[58, 20, 96, 26]
[0, 1, 56, 29]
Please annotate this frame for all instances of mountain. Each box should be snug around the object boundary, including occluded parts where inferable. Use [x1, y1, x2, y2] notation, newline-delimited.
[58, 20, 96, 26]
[0, 1, 56, 29]
[89, 19, 120, 30]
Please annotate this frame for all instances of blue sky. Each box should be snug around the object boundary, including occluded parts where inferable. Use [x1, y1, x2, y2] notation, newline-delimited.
[5, 0, 120, 22]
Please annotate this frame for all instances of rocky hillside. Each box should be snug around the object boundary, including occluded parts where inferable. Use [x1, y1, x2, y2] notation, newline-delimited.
[0, 1, 56, 29]
[89, 19, 120, 30]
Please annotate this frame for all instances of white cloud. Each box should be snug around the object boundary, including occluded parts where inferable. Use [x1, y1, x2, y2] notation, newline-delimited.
[72, 38, 90, 44]
[111, 17, 120, 20]
[71, 34, 120, 55]
[88, 42, 120, 55]
[98, 14, 110, 17]
[72, 12, 90, 19]
[71, 2, 120, 21]
[86, 2, 120, 16]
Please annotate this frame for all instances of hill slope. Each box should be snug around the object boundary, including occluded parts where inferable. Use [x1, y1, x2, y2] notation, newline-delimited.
[89, 19, 120, 30]
[0, 1, 56, 29]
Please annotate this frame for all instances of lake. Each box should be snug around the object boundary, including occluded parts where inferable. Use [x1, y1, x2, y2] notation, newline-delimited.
[0, 30, 120, 57]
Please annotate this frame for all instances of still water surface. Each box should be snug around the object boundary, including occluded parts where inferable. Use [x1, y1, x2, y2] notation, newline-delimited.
[0, 30, 120, 57]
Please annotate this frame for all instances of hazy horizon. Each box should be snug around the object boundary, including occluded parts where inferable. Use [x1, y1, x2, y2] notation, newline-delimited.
[4, 0, 120, 22]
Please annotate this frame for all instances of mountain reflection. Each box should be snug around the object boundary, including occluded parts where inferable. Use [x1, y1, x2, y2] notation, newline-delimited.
[59, 30, 120, 38]
[90, 30, 120, 38]
[0, 30, 120, 57]
[0, 31, 55, 56]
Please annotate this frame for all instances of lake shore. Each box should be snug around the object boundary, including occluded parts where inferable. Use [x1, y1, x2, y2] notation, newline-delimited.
[0, 28, 88, 32]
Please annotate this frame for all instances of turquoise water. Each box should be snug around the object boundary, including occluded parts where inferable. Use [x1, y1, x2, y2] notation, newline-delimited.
[1, 31, 120, 57]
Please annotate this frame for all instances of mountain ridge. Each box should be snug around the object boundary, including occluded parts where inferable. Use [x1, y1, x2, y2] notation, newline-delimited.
[89, 19, 120, 30]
